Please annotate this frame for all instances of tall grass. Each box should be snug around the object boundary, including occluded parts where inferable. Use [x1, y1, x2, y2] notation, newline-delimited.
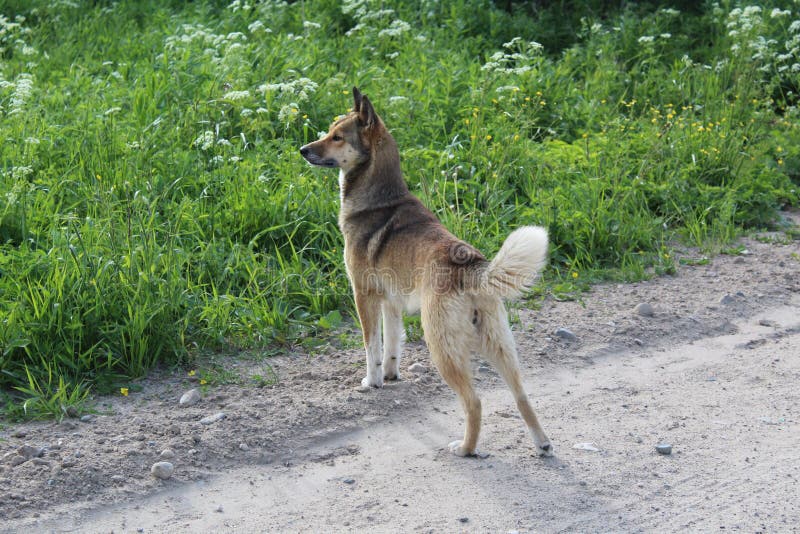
[1, 0, 798, 417]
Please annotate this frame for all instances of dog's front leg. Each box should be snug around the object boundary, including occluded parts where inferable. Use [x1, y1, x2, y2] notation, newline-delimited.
[355, 292, 383, 388]
[382, 302, 404, 381]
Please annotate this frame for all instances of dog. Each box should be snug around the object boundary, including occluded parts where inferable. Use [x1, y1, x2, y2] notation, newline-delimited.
[299, 88, 552, 457]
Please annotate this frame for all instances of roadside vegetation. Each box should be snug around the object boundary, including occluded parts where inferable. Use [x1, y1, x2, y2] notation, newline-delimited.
[1, 0, 797, 418]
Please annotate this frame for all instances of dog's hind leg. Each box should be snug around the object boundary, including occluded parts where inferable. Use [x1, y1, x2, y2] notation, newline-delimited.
[422, 296, 482, 456]
[382, 301, 404, 381]
[480, 302, 553, 456]
[355, 292, 383, 388]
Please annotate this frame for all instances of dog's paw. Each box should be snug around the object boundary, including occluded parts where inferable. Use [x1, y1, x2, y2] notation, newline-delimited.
[361, 375, 383, 389]
[448, 440, 475, 457]
[535, 440, 554, 457]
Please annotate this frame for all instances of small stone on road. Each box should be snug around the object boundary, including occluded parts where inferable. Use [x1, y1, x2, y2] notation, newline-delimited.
[656, 443, 672, 455]
[150, 461, 174, 480]
[179, 388, 201, 407]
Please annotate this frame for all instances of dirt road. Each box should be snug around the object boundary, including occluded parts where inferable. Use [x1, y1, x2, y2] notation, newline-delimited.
[52, 298, 800, 532]
[1, 226, 799, 533]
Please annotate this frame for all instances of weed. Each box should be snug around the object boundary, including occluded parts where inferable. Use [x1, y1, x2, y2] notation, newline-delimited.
[0, 0, 798, 416]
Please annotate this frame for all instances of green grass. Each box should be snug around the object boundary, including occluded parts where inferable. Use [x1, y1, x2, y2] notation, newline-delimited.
[1, 0, 798, 417]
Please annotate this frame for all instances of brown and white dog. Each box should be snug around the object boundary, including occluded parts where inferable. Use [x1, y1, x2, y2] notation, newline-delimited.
[300, 88, 552, 457]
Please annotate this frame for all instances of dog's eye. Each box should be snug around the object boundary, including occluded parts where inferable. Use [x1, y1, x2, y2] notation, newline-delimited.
[332, 134, 343, 141]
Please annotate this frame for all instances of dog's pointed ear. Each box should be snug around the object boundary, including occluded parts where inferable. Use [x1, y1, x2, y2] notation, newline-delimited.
[353, 87, 363, 113]
[358, 94, 378, 129]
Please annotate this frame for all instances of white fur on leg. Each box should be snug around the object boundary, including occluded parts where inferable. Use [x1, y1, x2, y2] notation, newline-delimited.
[532, 430, 554, 457]
[448, 440, 472, 457]
[382, 303, 404, 380]
[361, 314, 384, 388]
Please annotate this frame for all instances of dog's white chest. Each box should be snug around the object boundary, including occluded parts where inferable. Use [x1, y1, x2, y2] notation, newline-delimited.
[338, 168, 346, 204]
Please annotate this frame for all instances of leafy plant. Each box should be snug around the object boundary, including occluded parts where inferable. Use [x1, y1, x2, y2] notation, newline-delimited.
[0, 0, 797, 417]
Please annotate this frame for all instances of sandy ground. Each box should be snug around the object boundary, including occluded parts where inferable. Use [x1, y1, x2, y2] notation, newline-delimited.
[1, 214, 798, 533]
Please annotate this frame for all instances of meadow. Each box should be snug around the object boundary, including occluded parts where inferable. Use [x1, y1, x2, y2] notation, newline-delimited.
[0, 0, 798, 417]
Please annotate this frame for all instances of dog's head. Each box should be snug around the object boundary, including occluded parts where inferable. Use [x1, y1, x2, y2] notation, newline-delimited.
[299, 87, 385, 172]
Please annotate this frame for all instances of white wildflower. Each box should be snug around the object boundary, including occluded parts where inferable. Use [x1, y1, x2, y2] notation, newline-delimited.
[361, 9, 396, 22]
[21, 45, 36, 56]
[193, 131, 216, 151]
[789, 21, 800, 34]
[638, 35, 655, 44]
[388, 95, 407, 104]
[503, 37, 524, 49]
[660, 8, 680, 16]
[496, 85, 520, 93]
[771, 8, 791, 18]
[303, 21, 321, 30]
[378, 19, 411, 38]
[248, 20, 268, 33]
[278, 103, 300, 122]
[660, 33, 672, 39]
[228, 156, 242, 163]
[345, 23, 364, 37]
[482, 39, 543, 74]
[7, 166, 34, 179]
[210, 155, 225, 165]
[240, 108, 253, 117]
[9, 73, 33, 114]
[261, 78, 318, 102]
[216, 138, 233, 147]
[223, 90, 250, 100]
[742, 6, 761, 17]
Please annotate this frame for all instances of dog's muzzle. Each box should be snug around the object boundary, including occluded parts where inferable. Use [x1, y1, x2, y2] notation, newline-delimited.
[300, 145, 337, 168]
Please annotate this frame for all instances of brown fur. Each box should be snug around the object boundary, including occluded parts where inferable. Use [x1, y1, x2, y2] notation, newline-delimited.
[300, 88, 552, 457]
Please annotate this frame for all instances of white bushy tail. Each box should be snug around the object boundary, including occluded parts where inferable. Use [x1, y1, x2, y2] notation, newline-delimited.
[485, 226, 548, 300]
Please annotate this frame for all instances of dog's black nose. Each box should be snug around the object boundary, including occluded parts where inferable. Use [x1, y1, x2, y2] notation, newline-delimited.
[300, 146, 309, 157]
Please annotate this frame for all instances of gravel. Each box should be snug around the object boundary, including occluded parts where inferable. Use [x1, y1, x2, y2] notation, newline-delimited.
[179, 389, 201, 407]
[656, 443, 673, 455]
[555, 327, 578, 342]
[150, 462, 174, 480]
